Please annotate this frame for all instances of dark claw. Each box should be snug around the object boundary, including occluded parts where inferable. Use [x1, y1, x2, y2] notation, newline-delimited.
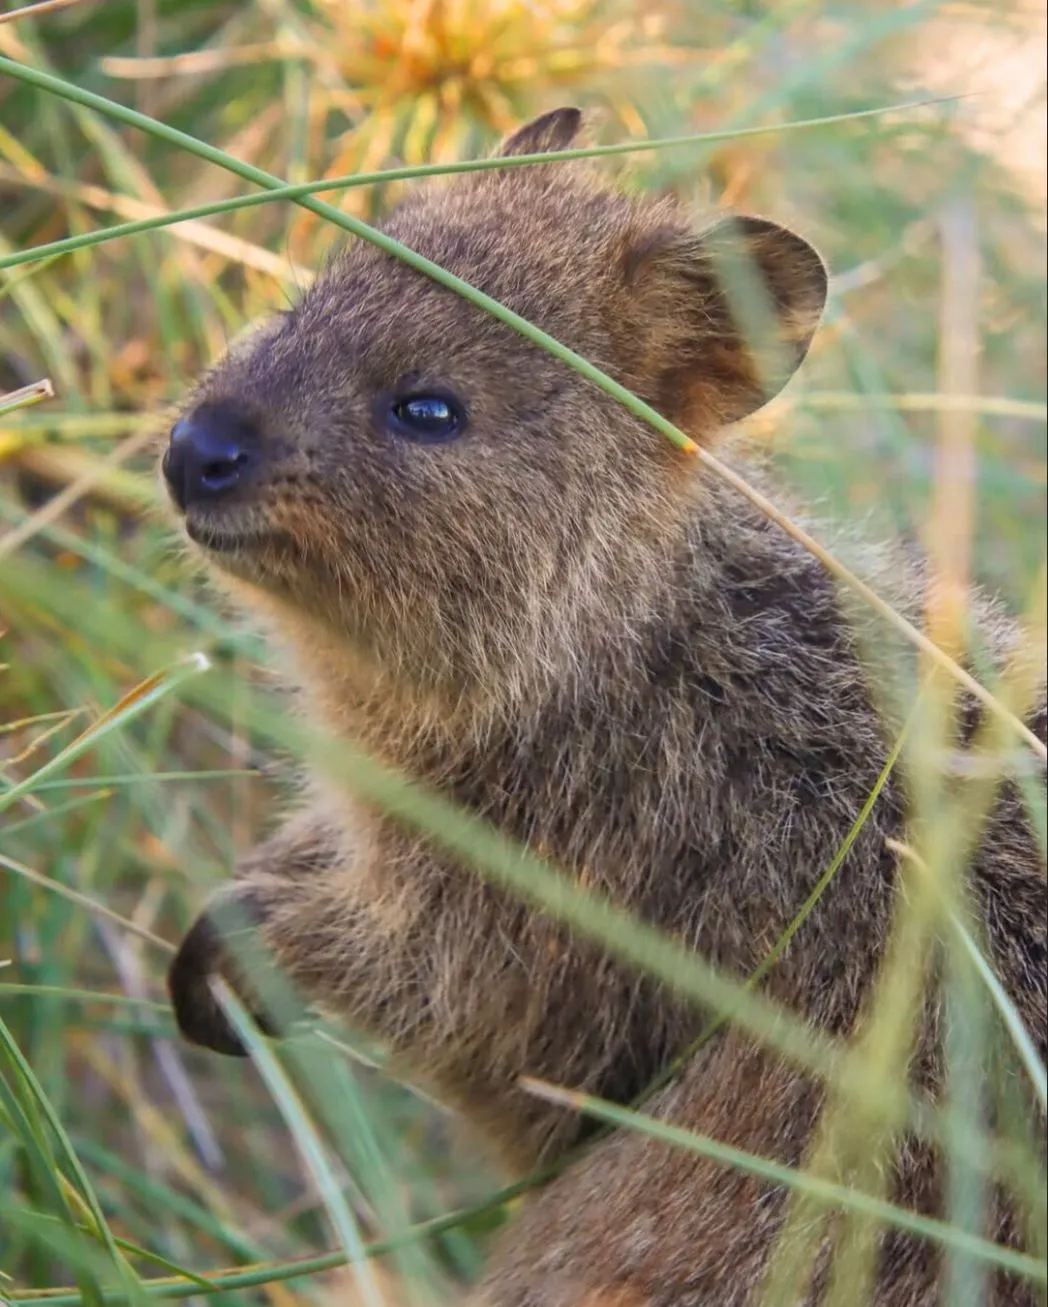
[167, 897, 282, 1058]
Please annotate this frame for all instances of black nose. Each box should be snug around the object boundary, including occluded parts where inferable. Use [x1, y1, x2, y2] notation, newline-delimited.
[163, 405, 257, 512]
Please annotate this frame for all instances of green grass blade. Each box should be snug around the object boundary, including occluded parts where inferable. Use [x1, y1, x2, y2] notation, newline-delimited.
[0, 381, 54, 418]
[0, 1016, 147, 1305]
[949, 911, 1047, 1114]
[0, 654, 211, 816]
[0, 98, 955, 274]
[214, 985, 389, 1307]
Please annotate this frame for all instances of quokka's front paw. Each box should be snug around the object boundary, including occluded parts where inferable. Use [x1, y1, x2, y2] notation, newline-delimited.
[167, 887, 286, 1057]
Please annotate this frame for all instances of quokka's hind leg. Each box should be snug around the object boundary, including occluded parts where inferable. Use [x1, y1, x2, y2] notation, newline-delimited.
[466, 1033, 825, 1307]
[467, 1027, 1043, 1307]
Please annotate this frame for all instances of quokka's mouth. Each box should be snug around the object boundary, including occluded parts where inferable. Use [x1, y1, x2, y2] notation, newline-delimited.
[184, 514, 287, 556]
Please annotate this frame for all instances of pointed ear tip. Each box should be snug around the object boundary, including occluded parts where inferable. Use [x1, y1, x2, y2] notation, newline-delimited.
[498, 106, 588, 158]
[542, 105, 585, 128]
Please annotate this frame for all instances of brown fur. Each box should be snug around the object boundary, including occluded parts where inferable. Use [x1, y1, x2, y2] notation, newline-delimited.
[162, 109, 1047, 1305]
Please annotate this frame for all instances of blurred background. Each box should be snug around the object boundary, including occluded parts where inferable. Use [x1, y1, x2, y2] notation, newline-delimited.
[0, 1, 1045, 1304]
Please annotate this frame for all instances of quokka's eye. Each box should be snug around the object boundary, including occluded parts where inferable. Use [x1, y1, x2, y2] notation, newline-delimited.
[387, 393, 465, 443]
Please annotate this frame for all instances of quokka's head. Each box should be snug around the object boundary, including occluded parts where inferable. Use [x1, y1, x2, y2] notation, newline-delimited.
[161, 108, 827, 697]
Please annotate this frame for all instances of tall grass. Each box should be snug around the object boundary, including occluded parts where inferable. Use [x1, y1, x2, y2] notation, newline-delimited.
[1, 1, 1045, 1304]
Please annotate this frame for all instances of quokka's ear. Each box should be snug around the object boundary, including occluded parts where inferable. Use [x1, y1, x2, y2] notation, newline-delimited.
[497, 106, 586, 158]
[626, 214, 828, 432]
